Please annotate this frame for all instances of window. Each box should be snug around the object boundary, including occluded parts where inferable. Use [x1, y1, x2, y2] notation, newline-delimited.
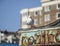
[44, 14, 50, 22]
[34, 19, 38, 25]
[50, 0, 54, 1]
[44, 5, 51, 12]
[22, 12, 28, 16]
[39, 18, 42, 24]
[34, 11, 38, 16]
[22, 16, 27, 22]
[39, 11, 42, 16]
[56, 12, 60, 19]
[57, 4, 60, 9]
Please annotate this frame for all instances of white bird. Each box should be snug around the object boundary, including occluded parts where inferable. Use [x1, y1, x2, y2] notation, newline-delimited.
[26, 16, 32, 24]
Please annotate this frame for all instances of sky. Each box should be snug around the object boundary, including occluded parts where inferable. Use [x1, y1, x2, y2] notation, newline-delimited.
[0, 0, 41, 32]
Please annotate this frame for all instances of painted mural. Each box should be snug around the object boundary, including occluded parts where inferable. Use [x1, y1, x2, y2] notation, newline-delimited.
[19, 29, 60, 46]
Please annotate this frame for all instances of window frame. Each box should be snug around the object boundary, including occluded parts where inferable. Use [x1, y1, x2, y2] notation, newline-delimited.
[50, 0, 54, 1]
[34, 11, 38, 16]
[39, 18, 42, 24]
[34, 19, 38, 25]
[56, 3, 60, 9]
[56, 12, 60, 19]
[39, 11, 42, 16]
[44, 5, 51, 12]
[22, 16, 27, 22]
[44, 14, 50, 22]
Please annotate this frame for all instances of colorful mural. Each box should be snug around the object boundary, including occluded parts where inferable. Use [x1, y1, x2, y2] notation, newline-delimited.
[18, 29, 60, 46]
[19, 30, 42, 46]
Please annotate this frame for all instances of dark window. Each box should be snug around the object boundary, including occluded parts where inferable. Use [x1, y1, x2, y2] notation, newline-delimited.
[58, 4, 60, 8]
[51, 0, 54, 1]
[49, 5, 51, 10]
[58, 14, 60, 18]
[35, 11, 38, 15]
[34, 11, 38, 16]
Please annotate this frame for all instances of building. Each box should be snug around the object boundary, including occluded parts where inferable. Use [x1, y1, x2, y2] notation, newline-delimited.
[20, 0, 60, 29]
[0, 30, 18, 43]
[18, 0, 60, 46]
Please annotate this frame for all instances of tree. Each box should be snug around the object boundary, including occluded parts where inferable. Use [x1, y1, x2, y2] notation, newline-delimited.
[4, 29, 8, 35]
